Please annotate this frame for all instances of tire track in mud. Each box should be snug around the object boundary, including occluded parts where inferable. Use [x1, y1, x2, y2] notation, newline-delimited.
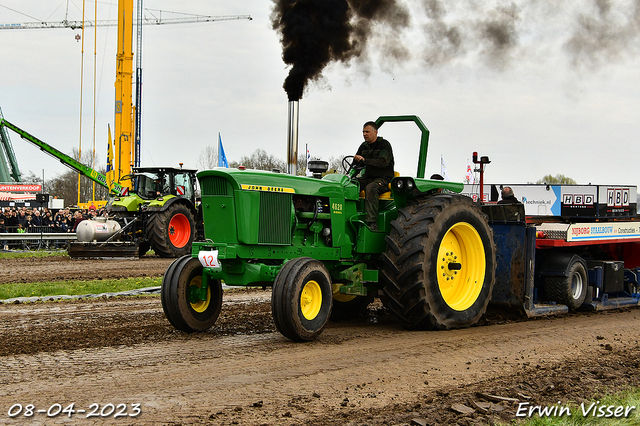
[1, 261, 640, 426]
[1, 304, 639, 425]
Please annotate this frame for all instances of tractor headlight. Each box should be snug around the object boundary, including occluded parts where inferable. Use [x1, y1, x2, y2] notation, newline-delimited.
[406, 179, 415, 189]
[395, 179, 404, 190]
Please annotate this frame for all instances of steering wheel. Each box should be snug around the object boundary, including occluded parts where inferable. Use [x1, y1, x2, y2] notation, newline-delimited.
[342, 155, 365, 177]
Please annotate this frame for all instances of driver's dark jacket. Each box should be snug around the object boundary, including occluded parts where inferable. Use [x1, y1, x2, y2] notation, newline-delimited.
[355, 137, 394, 181]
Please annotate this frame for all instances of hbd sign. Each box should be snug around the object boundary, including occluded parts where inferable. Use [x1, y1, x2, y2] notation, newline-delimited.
[607, 188, 630, 207]
[563, 194, 595, 206]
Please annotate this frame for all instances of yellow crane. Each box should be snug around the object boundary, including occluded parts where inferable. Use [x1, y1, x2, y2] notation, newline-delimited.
[2, 1, 252, 195]
[111, 0, 135, 191]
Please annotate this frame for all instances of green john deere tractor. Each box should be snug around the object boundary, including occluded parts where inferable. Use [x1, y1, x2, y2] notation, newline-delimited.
[161, 115, 496, 341]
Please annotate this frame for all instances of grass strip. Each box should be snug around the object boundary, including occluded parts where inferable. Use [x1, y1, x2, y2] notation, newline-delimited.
[0, 277, 162, 300]
[0, 251, 68, 259]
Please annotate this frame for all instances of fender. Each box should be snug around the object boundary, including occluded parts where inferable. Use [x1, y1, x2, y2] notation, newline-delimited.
[536, 252, 587, 277]
[390, 176, 464, 208]
[146, 196, 196, 216]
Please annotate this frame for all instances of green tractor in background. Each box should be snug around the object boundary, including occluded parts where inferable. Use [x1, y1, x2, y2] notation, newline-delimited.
[70, 166, 200, 258]
[0, 116, 200, 259]
[161, 116, 496, 341]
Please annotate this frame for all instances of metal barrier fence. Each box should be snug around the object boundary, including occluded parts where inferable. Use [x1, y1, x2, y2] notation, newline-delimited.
[0, 227, 76, 250]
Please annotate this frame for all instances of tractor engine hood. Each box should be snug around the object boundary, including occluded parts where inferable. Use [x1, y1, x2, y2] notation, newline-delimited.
[197, 168, 360, 200]
[197, 168, 359, 247]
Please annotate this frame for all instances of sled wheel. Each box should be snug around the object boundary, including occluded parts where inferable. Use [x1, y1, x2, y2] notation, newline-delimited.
[330, 292, 375, 321]
[272, 257, 333, 341]
[161, 255, 223, 332]
[147, 203, 196, 258]
[381, 194, 496, 330]
[544, 259, 588, 310]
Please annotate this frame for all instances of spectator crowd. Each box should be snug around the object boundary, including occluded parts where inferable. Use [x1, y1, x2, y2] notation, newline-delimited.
[0, 206, 105, 233]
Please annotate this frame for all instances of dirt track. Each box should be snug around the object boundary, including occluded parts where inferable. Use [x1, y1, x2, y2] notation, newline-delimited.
[0, 255, 173, 284]
[1, 256, 640, 425]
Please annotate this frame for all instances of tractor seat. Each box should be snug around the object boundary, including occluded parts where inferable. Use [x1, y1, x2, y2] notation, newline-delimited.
[359, 172, 400, 200]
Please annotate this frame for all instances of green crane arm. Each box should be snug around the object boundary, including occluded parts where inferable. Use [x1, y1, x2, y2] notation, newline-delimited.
[0, 118, 123, 195]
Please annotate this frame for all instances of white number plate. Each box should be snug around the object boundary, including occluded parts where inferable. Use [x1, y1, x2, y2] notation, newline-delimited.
[198, 250, 221, 269]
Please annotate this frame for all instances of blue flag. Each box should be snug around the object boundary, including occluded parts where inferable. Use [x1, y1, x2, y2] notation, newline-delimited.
[106, 125, 113, 172]
[218, 133, 229, 168]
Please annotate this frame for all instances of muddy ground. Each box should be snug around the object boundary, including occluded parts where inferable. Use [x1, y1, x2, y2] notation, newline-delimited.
[1, 256, 640, 425]
[0, 255, 173, 284]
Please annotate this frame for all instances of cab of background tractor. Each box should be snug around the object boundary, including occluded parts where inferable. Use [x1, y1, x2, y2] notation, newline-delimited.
[129, 167, 198, 202]
[105, 166, 198, 211]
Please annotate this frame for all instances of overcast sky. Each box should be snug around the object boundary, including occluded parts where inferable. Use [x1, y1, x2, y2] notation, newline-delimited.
[1, 0, 639, 190]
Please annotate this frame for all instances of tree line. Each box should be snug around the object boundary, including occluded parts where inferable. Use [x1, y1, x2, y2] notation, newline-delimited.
[19, 145, 575, 205]
[20, 148, 347, 205]
[196, 145, 348, 175]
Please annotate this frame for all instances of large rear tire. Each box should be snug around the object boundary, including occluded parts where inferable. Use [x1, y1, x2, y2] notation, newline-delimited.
[381, 194, 496, 330]
[147, 203, 196, 258]
[544, 259, 587, 310]
[272, 257, 333, 341]
[161, 255, 223, 332]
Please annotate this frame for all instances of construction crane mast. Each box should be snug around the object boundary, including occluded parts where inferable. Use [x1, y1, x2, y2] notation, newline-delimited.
[1, 3, 252, 191]
[0, 108, 21, 183]
[111, 0, 135, 190]
[108, 1, 252, 190]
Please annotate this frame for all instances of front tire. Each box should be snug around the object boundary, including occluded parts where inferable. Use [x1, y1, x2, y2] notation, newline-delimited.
[381, 194, 496, 330]
[161, 255, 223, 332]
[272, 257, 333, 341]
[147, 203, 196, 258]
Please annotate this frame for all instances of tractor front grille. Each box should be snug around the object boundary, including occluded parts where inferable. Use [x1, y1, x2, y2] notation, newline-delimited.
[201, 176, 228, 196]
[258, 192, 292, 245]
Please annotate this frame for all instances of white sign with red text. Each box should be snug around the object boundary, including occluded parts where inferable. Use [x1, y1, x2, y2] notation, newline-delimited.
[198, 250, 221, 269]
[0, 184, 42, 192]
[567, 223, 640, 242]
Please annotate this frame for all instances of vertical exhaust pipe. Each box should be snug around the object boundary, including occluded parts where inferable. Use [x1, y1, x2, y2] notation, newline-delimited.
[287, 100, 299, 176]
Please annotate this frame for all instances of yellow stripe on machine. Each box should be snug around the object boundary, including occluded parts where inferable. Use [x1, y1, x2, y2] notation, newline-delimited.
[241, 184, 295, 194]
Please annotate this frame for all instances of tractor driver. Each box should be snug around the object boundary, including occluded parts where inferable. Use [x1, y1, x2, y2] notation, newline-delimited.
[353, 121, 395, 231]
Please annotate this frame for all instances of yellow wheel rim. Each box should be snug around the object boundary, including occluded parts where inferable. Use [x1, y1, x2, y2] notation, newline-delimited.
[189, 276, 211, 313]
[437, 222, 486, 311]
[301, 280, 323, 320]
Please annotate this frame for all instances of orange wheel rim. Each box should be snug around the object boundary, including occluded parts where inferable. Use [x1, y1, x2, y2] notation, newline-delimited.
[168, 213, 190, 248]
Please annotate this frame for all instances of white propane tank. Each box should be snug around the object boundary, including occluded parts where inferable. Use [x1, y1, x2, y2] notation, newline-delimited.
[75, 218, 121, 242]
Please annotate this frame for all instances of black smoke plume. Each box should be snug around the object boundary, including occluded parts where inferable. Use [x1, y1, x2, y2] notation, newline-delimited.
[564, 0, 640, 70]
[271, 0, 640, 100]
[271, 0, 409, 101]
